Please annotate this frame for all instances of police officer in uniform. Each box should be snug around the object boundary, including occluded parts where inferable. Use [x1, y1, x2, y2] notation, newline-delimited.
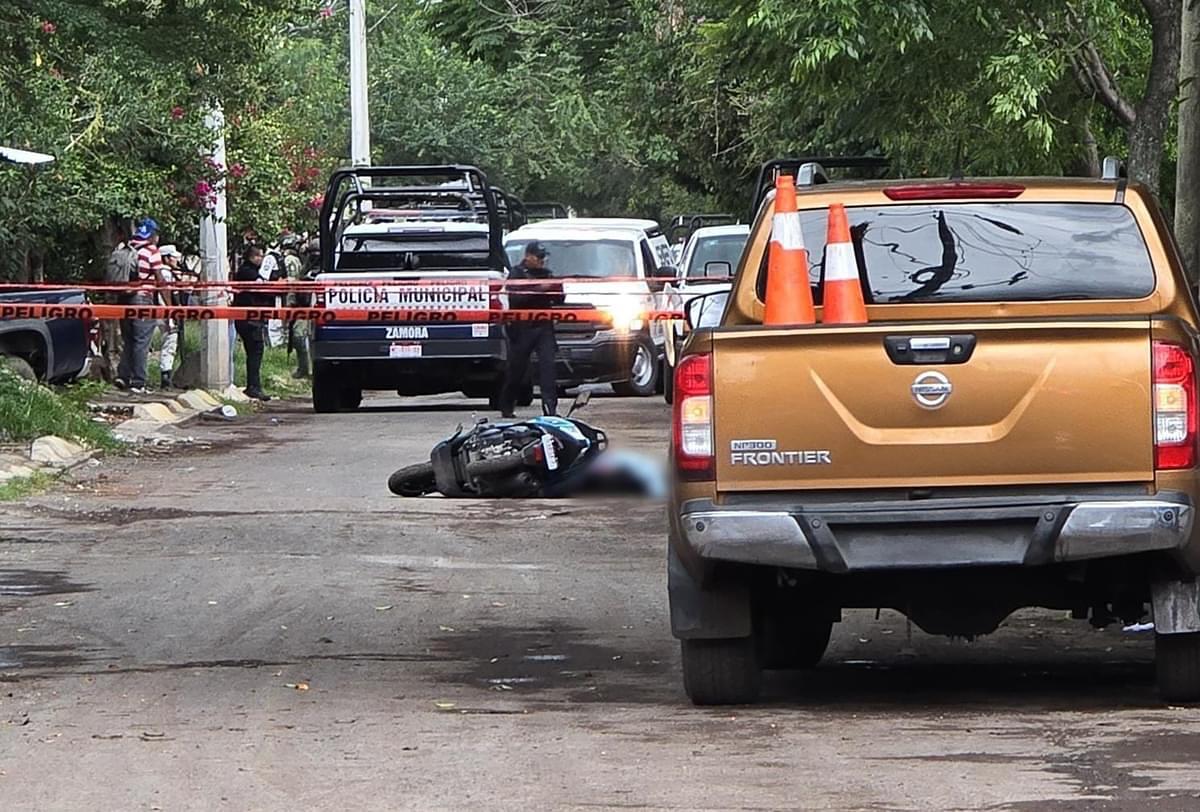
[279, 233, 311, 378]
[498, 241, 563, 417]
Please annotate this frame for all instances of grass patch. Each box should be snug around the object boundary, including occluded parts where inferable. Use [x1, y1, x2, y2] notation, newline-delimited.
[161, 323, 310, 399]
[0, 470, 57, 501]
[0, 369, 122, 450]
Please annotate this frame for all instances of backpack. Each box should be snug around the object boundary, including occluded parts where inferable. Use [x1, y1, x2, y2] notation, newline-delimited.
[106, 244, 138, 284]
[265, 250, 288, 281]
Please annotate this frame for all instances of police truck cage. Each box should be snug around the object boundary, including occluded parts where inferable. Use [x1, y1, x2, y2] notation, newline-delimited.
[748, 156, 890, 222]
[493, 188, 527, 232]
[667, 213, 738, 245]
[319, 165, 509, 276]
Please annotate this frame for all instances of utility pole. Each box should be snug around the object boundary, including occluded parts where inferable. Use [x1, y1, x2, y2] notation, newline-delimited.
[349, 0, 371, 166]
[199, 105, 232, 390]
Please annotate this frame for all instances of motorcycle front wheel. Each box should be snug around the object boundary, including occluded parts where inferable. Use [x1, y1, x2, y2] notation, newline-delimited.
[388, 462, 437, 496]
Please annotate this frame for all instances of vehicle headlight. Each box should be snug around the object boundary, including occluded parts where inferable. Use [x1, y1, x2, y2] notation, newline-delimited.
[604, 294, 644, 333]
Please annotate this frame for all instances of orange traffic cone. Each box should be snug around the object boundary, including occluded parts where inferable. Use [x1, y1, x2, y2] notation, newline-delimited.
[821, 203, 867, 324]
[763, 174, 816, 326]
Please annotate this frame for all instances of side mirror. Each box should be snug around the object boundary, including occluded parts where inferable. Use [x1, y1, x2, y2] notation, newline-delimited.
[703, 260, 732, 279]
[684, 291, 728, 330]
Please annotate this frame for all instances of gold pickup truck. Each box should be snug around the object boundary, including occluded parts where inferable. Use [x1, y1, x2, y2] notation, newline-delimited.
[668, 163, 1200, 705]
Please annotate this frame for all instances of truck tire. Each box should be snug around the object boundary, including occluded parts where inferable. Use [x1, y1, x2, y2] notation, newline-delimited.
[612, 336, 659, 397]
[312, 364, 341, 413]
[0, 354, 36, 382]
[759, 615, 833, 669]
[681, 636, 761, 705]
[388, 462, 436, 496]
[341, 387, 363, 411]
[1156, 632, 1200, 702]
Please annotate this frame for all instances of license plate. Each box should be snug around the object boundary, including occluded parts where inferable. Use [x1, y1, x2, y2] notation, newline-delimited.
[541, 434, 559, 471]
[389, 343, 422, 359]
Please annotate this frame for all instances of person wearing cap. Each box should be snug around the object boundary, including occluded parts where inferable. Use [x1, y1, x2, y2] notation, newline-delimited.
[232, 245, 275, 401]
[116, 218, 166, 393]
[497, 241, 564, 417]
[154, 245, 187, 389]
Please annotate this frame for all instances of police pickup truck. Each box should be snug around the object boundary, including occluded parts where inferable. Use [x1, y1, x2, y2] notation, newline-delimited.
[311, 165, 527, 412]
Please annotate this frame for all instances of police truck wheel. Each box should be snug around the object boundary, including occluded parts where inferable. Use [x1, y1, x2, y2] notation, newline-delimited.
[1156, 632, 1200, 702]
[681, 636, 762, 706]
[312, 364, 341, 413]
[340, 387, 362, 411]
[0, 354, 37, 382]
[612, 337, 659, 397]
[387, 462, 436, 496]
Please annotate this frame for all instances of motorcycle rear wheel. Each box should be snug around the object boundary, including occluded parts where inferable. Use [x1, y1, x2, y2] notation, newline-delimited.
[388, 462, 437, 496]
[465, 451, 527, 479]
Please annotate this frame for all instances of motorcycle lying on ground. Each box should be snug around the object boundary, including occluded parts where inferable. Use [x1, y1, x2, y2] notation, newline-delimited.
[388, 392, 611, 498]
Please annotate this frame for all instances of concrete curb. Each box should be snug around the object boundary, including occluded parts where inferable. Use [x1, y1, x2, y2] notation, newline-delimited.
[113, 388, 237, 443]
[1, 388, 236, 484]
[0, 435, 95, 485]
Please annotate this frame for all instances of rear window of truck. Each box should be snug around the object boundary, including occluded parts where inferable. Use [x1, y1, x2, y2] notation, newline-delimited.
[334, 231, 492, 273]
[756, 202, 1155, 303]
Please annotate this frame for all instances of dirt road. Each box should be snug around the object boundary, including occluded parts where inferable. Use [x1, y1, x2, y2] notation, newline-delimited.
[2, 394, 1199, 810]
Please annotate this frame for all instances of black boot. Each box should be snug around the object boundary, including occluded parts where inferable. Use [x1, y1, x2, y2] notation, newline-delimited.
[160, 371, 173, 390]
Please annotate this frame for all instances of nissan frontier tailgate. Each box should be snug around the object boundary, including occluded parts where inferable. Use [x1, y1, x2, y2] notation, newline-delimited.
[711, 320, 1154, 491]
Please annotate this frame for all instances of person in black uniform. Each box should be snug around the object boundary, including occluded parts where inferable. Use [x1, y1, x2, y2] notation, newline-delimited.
[233, 245, 275, 401]
[498, 241, 564, 417]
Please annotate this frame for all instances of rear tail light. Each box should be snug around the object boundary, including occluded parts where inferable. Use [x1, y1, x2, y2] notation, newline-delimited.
[673, 353, 714, 480]
[883, 182, 1025, 201]
[1153, 341, 1197, 470]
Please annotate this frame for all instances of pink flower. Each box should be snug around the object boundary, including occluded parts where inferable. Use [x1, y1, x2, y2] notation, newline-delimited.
[170, 106, 185, 120]
[319, 4, 334, 20]
[229, 163, 247, 178]
[195, 180, 213, 197]
[308, 194, 325, 210]
[41, 21, 56, 34]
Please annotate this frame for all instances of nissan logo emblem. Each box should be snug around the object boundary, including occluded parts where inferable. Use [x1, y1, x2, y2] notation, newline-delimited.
[911, 371, 953, 409]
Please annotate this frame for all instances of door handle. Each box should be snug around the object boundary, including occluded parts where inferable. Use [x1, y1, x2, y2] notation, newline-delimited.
[884, 334, 977, 365]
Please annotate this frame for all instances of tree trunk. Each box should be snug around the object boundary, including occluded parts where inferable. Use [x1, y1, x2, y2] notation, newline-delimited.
[1176, 0, 1200, 282]
[1071, 115, 1102, 177]
[1128, 0, 1184, 190]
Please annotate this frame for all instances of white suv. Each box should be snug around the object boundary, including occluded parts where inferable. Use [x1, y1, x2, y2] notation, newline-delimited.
[661, 223, 749, 402]
[503, 219, 676, 396]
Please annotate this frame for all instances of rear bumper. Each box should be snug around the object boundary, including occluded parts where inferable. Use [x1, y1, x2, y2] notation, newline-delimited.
[677, 493, 1194, 572]
[313, 338, 506, 361]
